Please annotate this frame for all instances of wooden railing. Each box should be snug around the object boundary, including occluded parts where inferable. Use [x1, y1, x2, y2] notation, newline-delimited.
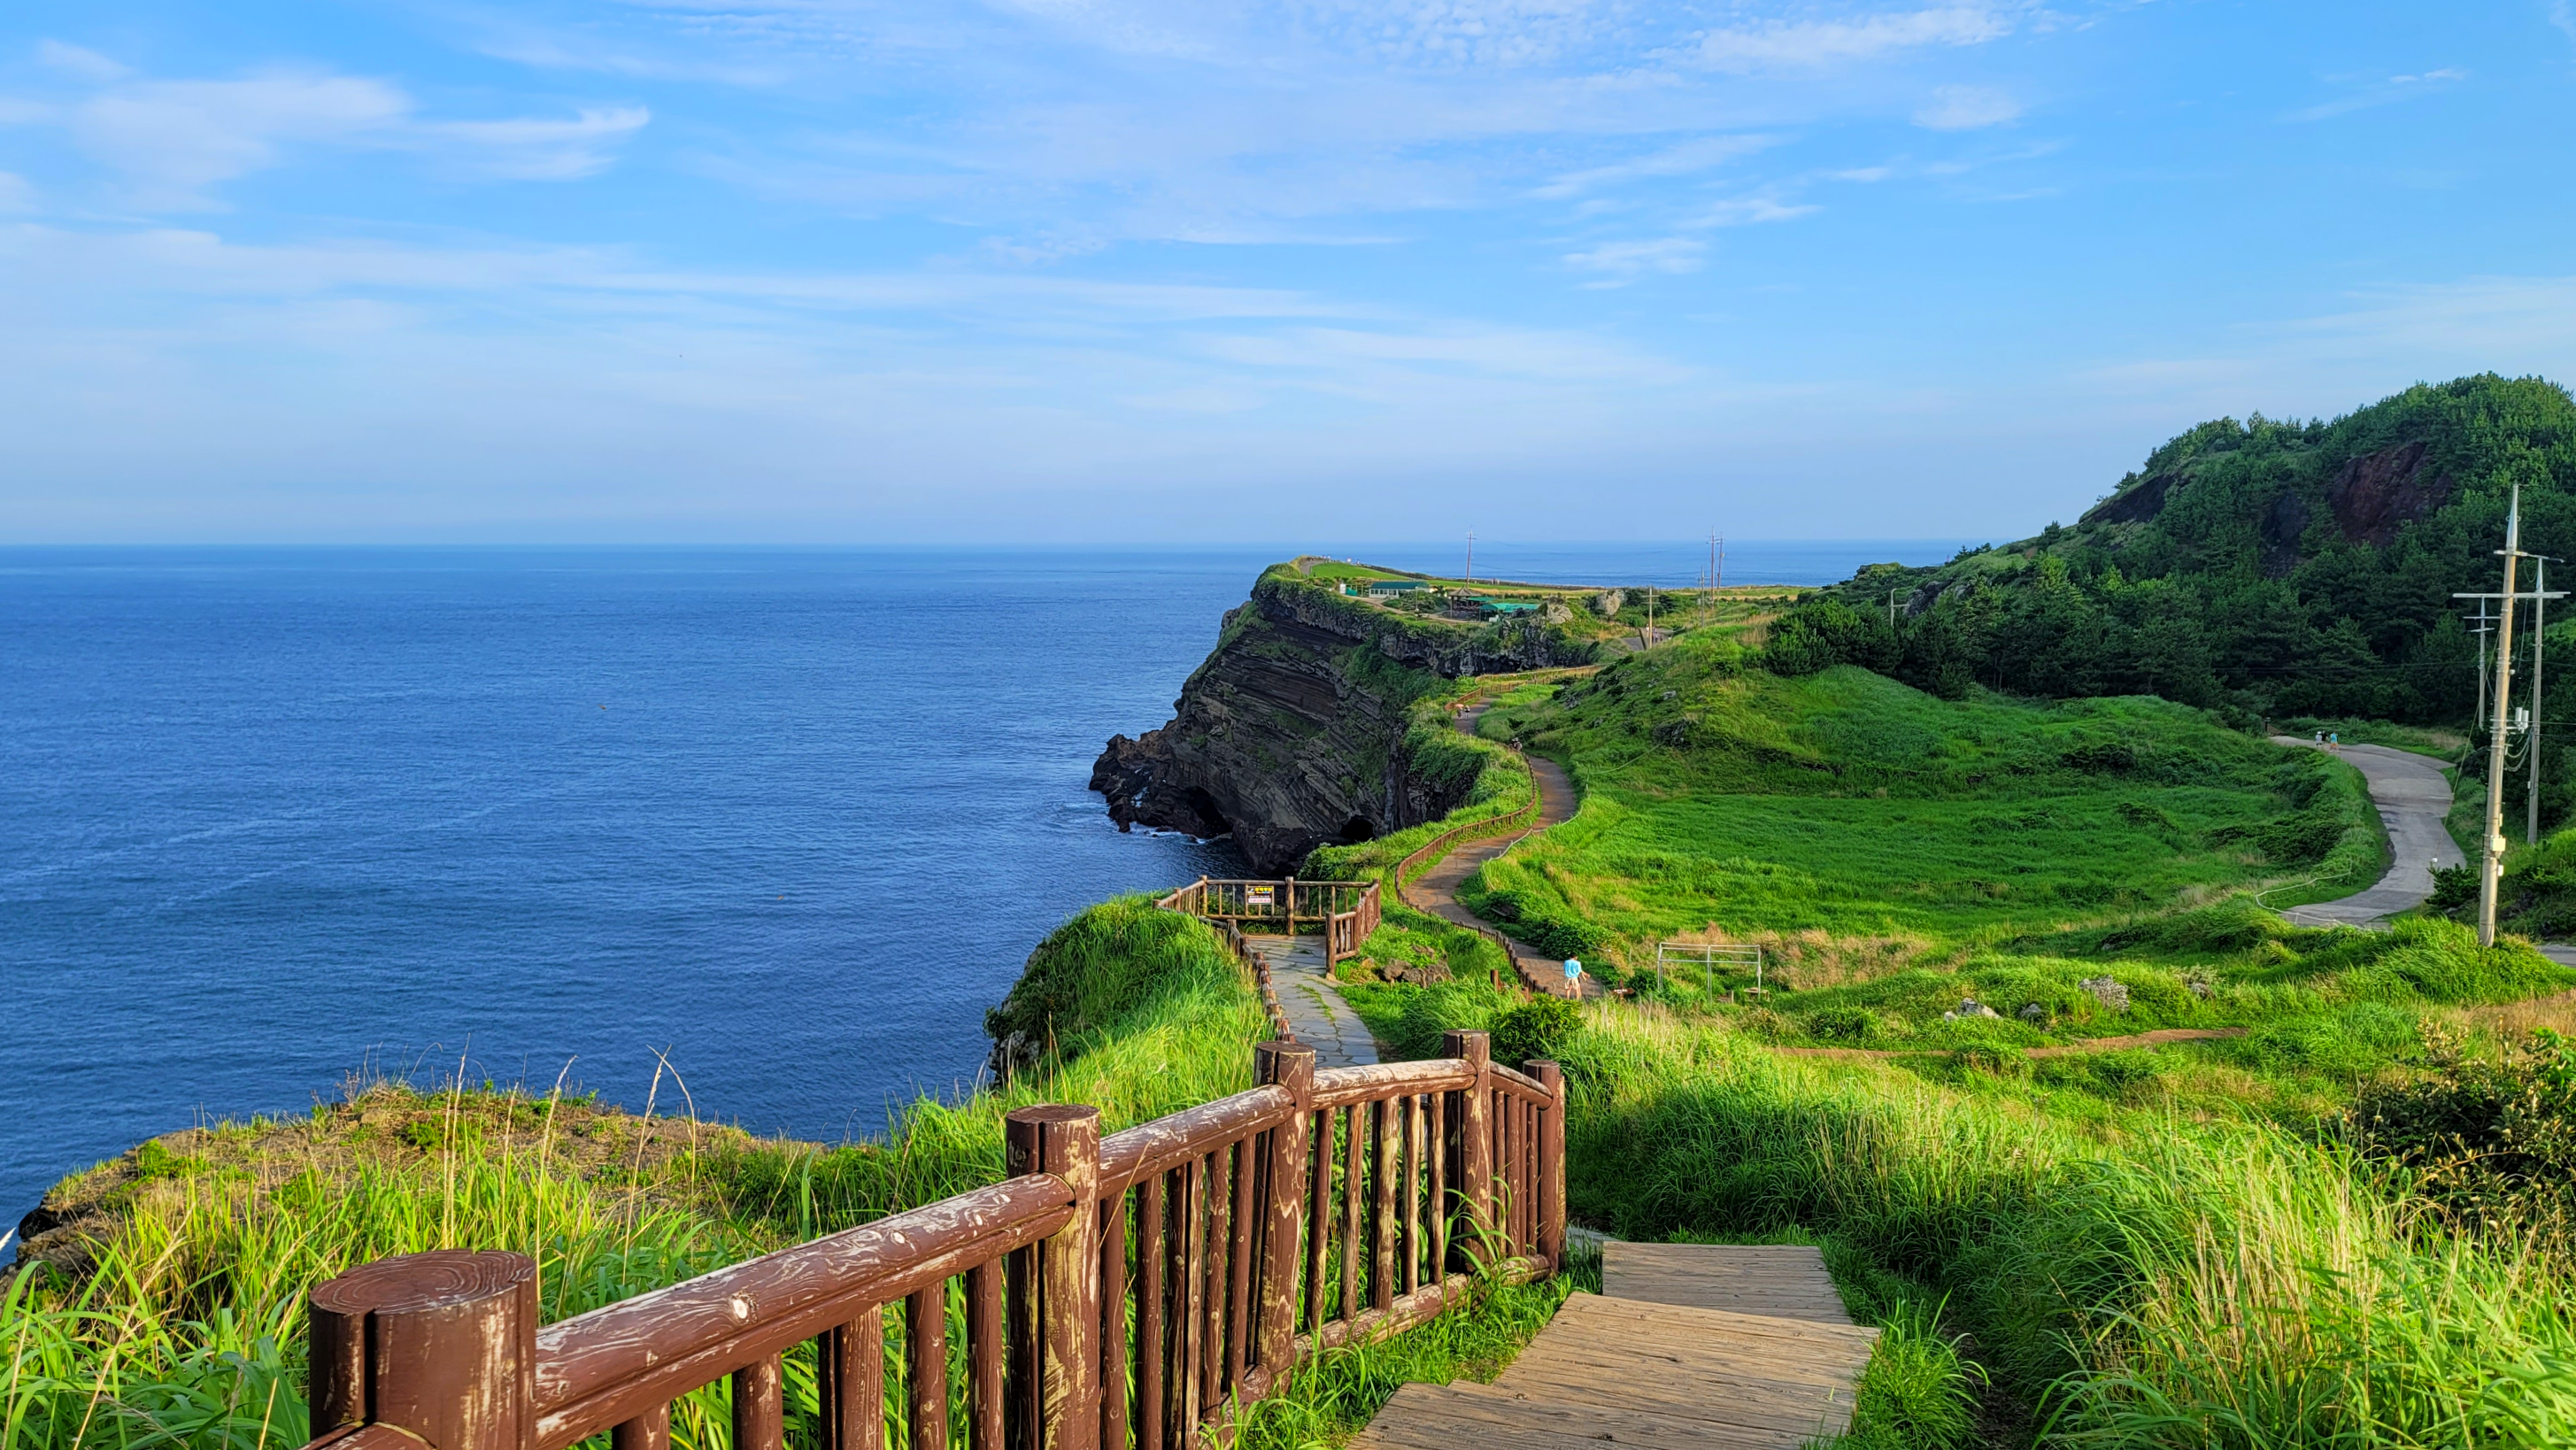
[1156, 878, 1381, 973]
[297, 1032, 1562, 1450]
[1391, 791, 1541, 891]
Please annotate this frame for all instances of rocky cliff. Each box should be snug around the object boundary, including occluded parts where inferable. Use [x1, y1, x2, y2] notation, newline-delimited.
[1094, 568, 1594, 873]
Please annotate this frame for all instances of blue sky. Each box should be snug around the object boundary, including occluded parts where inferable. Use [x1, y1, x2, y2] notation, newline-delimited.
[4, 2, 2573, 543]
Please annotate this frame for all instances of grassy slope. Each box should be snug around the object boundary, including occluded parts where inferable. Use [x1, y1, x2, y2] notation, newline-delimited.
[1469, 638, 2387, 967]
[3, 899, 1567, 1450]
[1312, 636, 2576, 1447]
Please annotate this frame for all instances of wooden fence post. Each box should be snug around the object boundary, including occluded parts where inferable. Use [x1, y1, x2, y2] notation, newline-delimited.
[1441, 1030, 1492, 1270]
[1006, 1106, 1102, 1450]
[1253, 1040, 1315, 1384]
[307, 1249, 536, 1450]
[1529, 1061, 1566, 1276]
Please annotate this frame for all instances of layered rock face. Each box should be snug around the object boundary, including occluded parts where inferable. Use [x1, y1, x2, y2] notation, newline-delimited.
[1094, 574, 1590, 874]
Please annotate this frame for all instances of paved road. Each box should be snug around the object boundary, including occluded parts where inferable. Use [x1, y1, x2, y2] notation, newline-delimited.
[2275, 738, 2464, 927]
[1242, 933, 1377, 1067]
[1402, 708, 1597, 999]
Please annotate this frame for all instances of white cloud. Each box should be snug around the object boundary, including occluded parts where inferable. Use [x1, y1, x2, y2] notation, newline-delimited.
[1564, 236, 1705, 283]
[72, 73, 409, 198]
[30, 63, 651, 207]
[1534, 134, 1776, 199]
[1914, 84, 2020, 130]
[2286, 68, 2469, 123]
[1693, 6, 2009, 73]
[425, 107, 652, 180]
[0, 172, 35, 212]
[1684, 193, 1818, 228]
[35, 40, 130, 83]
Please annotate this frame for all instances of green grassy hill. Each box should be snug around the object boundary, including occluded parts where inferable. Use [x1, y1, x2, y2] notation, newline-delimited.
[1774, 374, 2576, 747]
[1465, 636, 2386, 953]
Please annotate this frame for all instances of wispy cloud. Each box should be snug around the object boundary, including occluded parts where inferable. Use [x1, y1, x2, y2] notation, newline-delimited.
[1692, 6, 2009, 73]
[1684, 192, 1819, 228]
[35, 40, 131, 82]
[1914, 84, 2020, 130]
[20, 51, 651, 207]
[1534, 134, 1777, 199]
[1564, 236, 1705, 285]
[426, 108, 652, 180]
[2286, 68, 2468, 123]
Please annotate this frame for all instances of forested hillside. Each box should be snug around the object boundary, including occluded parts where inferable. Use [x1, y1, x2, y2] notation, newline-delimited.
[1782, 374, 2576, 728]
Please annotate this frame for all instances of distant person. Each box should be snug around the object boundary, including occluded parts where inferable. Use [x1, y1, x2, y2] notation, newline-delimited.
[2330, 732, 2341, 749]
[1564, 958, 1582, 993]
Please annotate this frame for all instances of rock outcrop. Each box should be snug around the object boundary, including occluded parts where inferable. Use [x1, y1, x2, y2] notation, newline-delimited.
[2326, 440, 2452, 546]
[1094, 571, 1594, 874]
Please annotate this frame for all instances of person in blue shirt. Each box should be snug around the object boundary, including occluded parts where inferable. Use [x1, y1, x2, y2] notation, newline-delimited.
[1563, 958, 1582, 992]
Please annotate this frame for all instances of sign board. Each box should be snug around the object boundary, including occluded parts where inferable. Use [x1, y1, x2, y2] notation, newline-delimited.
[1245, 885, 1276, 908]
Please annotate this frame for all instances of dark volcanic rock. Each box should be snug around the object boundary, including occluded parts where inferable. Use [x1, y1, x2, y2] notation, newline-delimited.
[1096, 574, 1594, 874]
[2326, 440, 2450, 546]
[2081, 471, 2179, 527]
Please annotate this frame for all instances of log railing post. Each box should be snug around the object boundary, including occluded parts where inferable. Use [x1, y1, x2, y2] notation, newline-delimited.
[1530, 1061, 1566, 1276]
[306, 1249, 536, 1450]
[1524, 1061, 1566, 1277]
[1253, 1041, 1315, 1382]
[1441, 1030, 1493, 1270]
[1006, 1106, 1101, 1450]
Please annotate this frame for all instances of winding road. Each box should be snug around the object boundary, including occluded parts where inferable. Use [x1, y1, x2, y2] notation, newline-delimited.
[2272, 738, 2464, 927]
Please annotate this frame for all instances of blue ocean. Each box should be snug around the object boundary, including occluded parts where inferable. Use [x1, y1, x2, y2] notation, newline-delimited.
[0, 543, 1964, 1220]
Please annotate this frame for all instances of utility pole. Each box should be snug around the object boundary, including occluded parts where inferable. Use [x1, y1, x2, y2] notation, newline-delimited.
[2533, 556, 2559, 845]
[2467, 598, 2494, 731]
[1465, 531, 1474, 583]
[1888, 587, 1900, 630]
[2472, 486, 2526, 946]
[2459, 530, 2569, 905]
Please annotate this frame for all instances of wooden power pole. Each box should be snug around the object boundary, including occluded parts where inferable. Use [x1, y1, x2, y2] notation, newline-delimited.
[2478, 487, 2526, 946]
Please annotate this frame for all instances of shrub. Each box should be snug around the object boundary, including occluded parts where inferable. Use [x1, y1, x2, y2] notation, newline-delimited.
[2347, 1027, 2576, 1252]
[1806, 1006, 1879, 1042]
[1491, 996, 1585, 1067]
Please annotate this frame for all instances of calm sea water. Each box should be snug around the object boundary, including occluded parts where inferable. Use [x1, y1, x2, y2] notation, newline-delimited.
[0, 543, 1964, 1221]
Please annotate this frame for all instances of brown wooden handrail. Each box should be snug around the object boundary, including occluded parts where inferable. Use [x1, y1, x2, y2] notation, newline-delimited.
[297, 1031, 1565, 1450]
[1158, 875, 1382, 976]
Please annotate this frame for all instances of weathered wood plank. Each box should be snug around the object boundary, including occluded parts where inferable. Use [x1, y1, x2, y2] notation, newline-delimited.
[1600, 1243, 1857, 1325]
[1354, 1383, 1809, 1450]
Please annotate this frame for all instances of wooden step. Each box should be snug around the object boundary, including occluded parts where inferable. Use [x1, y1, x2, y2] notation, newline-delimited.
[1354, 1380, 1816, 1450]
[1352, 1246, 1878, 1449]
[1602, 1242, 1855, 1324]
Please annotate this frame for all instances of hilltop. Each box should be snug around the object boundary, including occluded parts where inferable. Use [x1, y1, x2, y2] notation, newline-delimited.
[1783, 374, 2576, 731]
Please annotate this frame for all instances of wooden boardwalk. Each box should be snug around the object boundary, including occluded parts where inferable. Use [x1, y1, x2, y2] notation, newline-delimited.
[1356, 1243, 1878, 1450]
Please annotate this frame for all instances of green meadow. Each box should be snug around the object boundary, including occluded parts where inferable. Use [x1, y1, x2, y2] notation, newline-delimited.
[1462, 639, 2386, 965]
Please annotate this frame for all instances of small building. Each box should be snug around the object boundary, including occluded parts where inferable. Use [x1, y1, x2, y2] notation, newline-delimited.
[1462, 596, 1541, 616]
[1364, 580, 1430, 598]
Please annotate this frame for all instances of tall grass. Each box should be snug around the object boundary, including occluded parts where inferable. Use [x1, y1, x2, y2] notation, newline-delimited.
[1558, 1006, 2576, 1447]
[2, 899, 1267, 1450]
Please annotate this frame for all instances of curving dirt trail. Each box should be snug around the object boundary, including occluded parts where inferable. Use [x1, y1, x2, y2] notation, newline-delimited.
[1400, 706, 1596, 999]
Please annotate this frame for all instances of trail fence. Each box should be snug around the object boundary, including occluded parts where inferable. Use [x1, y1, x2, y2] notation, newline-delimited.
[1154, 878, 1381, 971]
[297, 1030, 1562, 1450]
[1654, 942, 1763, 995]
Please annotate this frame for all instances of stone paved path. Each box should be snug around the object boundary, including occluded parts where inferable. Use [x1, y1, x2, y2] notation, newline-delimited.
[2273, 738, 2464, 927]
[1241, 933, 1377, 1068]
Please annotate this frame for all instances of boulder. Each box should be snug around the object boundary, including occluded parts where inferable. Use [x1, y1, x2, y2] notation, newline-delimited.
[2080, 976, 2131, 1013]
